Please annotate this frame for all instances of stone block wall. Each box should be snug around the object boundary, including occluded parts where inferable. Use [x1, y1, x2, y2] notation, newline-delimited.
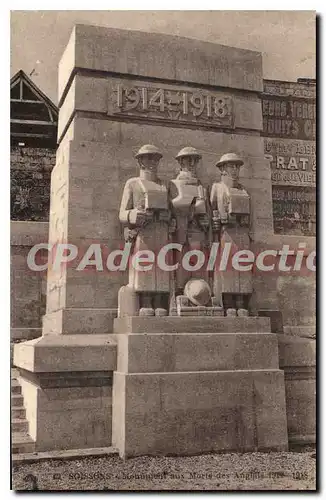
[11, 146, 55, 221]
[11, 221, 48, 341]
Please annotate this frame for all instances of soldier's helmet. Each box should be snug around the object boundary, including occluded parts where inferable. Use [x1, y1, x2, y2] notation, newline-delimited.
[175, 147, 202, 161]
[184, 279, 212, 306]
[216, 152, 243, 169]
[135, 144, 163, 159]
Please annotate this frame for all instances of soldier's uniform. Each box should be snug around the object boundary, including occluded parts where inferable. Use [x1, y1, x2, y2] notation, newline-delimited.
[119, 145, 170, 316]
[210, 153, 252, 315]
[169, 147, 210, 293]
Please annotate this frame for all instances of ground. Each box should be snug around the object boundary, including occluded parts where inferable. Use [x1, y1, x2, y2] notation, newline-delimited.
[12, 449, 316, 491]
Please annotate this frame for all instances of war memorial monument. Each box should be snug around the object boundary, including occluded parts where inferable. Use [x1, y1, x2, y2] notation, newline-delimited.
[13, 24, 316, 460]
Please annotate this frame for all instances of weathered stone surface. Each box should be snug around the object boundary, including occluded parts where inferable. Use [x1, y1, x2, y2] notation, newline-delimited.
[42, 308, 117, 335]
[278, 335, 316, 445]
[19, 376, 113, 452]
[112, 369, 288, 457]
[11, 242, 47, 335]
[58, 25, 263, 104]
[14, 334, 117, 372]
[114, 316, 271, 334]
[115, 332, 279, 373]
[278, 334, 315, 368]
[277, 275, 316, 331]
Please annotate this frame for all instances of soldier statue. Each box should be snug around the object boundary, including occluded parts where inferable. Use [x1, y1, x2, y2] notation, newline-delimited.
[210, 153, 252, 316]
[168, 147, 223, 317]
[118, 145, 170, 317]
[169, 147, 210, 294]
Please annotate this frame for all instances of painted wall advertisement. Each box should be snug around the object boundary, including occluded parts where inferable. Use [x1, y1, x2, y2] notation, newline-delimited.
[262, 95, 316, 140]
[264, 133, 316, 236]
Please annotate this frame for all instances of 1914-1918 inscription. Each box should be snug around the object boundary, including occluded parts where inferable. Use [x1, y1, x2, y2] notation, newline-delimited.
[108, 80, 234, 129]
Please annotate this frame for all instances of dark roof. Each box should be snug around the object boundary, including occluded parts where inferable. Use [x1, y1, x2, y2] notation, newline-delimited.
[10, 70, 58, 116]
[10, 70, 58, 148]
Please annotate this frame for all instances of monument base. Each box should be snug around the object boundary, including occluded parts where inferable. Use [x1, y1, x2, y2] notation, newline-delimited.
[13, 334, 117, 451]
[112, 317, 288, 458]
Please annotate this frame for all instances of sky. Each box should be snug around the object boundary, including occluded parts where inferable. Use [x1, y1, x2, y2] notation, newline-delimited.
[10, 10, 316, 105]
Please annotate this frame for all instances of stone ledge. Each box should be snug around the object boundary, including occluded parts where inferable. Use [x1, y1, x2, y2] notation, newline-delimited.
[43, 308, 118, 335]
[277, 334, 316, 368]
[13, 334, 117, 373]
[114, 316, 271, 334]
[12, 446, 118, 464]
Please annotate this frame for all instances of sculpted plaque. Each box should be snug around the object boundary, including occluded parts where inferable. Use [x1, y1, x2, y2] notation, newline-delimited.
[108, 79, 234, 129]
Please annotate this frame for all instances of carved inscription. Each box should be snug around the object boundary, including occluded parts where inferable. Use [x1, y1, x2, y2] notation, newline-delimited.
[108, 80, 234, 129]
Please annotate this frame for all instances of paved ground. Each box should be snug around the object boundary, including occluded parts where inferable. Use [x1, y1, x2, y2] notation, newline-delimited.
[12, 449, 316, 491]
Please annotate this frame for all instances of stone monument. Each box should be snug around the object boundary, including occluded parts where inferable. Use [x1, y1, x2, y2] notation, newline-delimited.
[113, 148, 288, 457]
[13, 24, 309, 456]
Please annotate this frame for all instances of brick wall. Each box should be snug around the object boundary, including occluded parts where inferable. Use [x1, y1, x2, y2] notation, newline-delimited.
[11, 146, 55, 221]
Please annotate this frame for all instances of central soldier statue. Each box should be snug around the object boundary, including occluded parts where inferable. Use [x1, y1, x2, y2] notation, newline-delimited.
[169, 147, 222, 316]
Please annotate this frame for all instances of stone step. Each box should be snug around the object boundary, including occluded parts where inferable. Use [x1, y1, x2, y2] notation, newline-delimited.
[12, 407, 26, 419]
[11, 380, 22, 395]
[114, 316, 271, 334]
[12, 432, 35, 454]
[12, 418, 28, 433]
[11, 394, 24, 407]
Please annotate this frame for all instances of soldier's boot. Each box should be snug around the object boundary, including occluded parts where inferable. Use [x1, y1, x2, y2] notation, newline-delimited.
[154, 293, 168, 317]
[236, 294, 249, 316]
[139, 293, 154, 316]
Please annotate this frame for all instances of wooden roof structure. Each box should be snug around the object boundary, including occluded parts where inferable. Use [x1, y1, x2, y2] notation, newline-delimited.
[10, 70, 58, 148]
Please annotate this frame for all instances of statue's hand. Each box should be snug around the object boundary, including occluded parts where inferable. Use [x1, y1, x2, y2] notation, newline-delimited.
[129, 209, 153, 227]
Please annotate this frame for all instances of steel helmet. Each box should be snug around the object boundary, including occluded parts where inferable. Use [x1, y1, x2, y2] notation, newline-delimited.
[216, 152, 244, 169]
[135, 144, 163, 159]
[175, 147, 202, 160]
[184, 279, 212, 306]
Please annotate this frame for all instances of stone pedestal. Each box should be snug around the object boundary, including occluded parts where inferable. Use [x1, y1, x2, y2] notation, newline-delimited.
[13, 334, 116, 451]
[112, 317, 288, 458]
